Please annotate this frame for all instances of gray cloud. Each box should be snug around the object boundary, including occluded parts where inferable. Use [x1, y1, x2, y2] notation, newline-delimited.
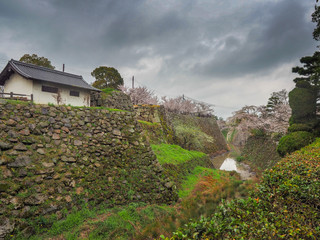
[0, 0, 317, 118]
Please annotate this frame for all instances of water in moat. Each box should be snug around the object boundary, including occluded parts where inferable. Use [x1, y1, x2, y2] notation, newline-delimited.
[211, 153, 255, 180]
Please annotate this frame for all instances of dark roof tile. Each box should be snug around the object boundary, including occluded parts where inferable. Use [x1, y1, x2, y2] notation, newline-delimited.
[1, 60, 99, 91]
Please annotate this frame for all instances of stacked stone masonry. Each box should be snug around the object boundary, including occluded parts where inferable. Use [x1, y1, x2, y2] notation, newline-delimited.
[0, 101, 177, 238]
[90, 91, 134, 112]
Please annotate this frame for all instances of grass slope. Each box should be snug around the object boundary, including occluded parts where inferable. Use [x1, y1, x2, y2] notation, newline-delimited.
[171, 138, 320, 239]
[151, 144, 207, 165]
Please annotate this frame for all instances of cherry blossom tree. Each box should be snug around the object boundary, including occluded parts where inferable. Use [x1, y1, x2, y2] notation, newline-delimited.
[119, 86, 159, 105]
[120, 85, 214, 115]
[227, 91, 291, 139]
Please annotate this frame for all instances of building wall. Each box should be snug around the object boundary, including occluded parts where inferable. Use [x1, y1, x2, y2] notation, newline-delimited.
[3, 73, 33, 97]
[3, 74, 91, 106]
[33, 80, 91, 106]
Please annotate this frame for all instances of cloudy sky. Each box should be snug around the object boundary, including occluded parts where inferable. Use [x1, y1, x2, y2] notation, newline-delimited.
[0, 0, 317, 118]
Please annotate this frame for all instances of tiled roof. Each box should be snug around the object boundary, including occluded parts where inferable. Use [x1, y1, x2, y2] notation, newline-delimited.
[0, 59, 99, 91]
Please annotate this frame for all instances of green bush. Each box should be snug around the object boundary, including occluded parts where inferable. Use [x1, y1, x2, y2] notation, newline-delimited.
[295, 80, 311, 88]
[288, 123, 312, 133]
[289, 87, 317, 124]
[277, 131, 314, 157]
[170, 139, 320, 239]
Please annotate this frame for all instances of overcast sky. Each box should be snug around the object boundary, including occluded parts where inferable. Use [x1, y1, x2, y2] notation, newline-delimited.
[0, 0, 317, 118]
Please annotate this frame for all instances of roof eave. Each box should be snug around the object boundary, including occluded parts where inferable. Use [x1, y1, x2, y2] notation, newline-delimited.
[32, 78, 101, 92]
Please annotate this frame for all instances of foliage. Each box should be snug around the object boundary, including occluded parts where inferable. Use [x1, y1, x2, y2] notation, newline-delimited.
[178, 166, 220, 198]
[174, 124, 213, 151]
[151, 144, 206, 165]
[287, 2, 320, 136]
[120, 86, 159, 105]
[227, 102, 291, 136]
[91, 66, 124, 89]
[19, 54, 55, 69]
[312, 4, 320, 41]
[162, 96, 214, 116]
[250, 128, 266, 137]
[277, 131, 314, 157]
[288, 123, 312, 133]
[266, 89, 288, 112]
[292, 52, 320, 87]
[289, 85, 317, 124]
[221, 128, 228, 139]
[239, 135, 281, 171]
[120, 85, 214, 115]
[101, 87, 118, 95]
[170, 139, 320, 239]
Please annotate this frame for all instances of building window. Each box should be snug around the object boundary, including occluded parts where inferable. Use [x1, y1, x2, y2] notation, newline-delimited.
[70, 90, 80, 97]
[42, 85, 58, 93]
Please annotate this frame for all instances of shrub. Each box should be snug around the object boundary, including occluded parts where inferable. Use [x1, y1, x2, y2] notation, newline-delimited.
[295, 80, 311, 88]
[288, 123, 312, 133]
[170, 139, 320, 239]
[277, 131, 314, 157]
[289, 87, 316, 124]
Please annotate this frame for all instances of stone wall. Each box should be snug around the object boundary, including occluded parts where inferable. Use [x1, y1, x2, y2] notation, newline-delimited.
[0, 101, 177, 238]
[134, 105, 228, 154]
[134, 105, 176, 145]
[90, 91, 134, 111]
[134, 104, 164, 123]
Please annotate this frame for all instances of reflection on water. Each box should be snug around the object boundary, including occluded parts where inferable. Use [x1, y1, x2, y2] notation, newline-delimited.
[220, 158, 237, 171]
[211, 153, 255, 180]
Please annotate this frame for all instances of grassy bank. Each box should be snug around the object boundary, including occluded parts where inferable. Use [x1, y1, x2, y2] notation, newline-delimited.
[151, 144, 207, 165]
[171, 138, 320, 239]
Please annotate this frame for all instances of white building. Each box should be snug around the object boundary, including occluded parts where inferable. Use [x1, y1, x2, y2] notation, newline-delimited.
[0, 59, 99, 106]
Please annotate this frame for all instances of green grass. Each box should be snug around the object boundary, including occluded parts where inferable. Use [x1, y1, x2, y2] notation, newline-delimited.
[151, 144, 207, 165]
[15, 204, 97, 240]
[1, 99, 32, 105]
[178, 166, 221, 198]
[70, 105, 126, 111]
[24, 202, 173, 240]
[138, 120, 160, 126]
[221, 128, 229, 139]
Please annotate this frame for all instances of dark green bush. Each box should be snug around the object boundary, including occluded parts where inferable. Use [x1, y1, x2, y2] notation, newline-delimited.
[277, 131, 314, 157]
[289, 87, 317, 124]
[295, 80, 311, 88]
[288, 123, 312, 133]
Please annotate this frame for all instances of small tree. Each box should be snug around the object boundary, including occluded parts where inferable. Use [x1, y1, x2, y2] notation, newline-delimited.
[91, 66, 124, 89]
[266, 89, 288, 112]
[19, 54, 55, 69]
